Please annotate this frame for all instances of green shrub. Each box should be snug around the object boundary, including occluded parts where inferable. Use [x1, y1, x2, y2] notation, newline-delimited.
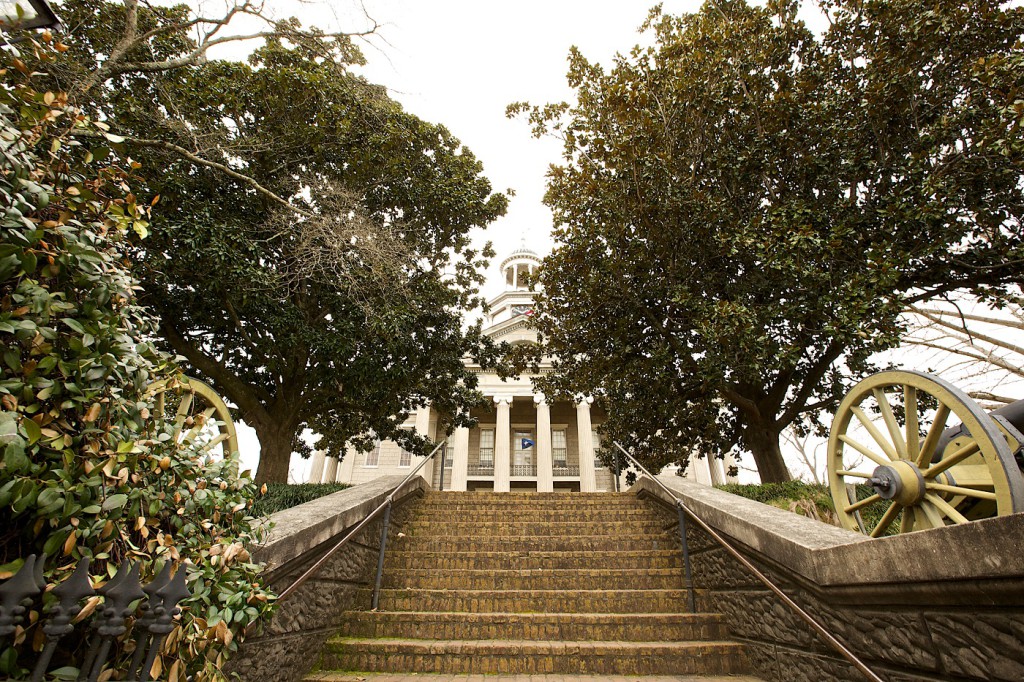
[0, 36, 273, 681]
[252, 482, 351, 516]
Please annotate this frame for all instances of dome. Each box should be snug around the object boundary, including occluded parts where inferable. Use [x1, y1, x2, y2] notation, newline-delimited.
[499, 246, 542, 271]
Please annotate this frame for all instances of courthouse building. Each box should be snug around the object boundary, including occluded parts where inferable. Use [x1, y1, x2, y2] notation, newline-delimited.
[307, 246, 736, 491]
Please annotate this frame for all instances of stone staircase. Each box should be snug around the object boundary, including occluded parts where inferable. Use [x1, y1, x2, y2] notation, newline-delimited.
[309, 491, 757, 678]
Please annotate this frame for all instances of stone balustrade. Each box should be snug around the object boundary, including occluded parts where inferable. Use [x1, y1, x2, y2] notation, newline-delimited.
[633, 475, 1024, 682]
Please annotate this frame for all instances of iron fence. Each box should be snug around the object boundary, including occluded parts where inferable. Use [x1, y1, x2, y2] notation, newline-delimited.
[0, 554, 190, 682]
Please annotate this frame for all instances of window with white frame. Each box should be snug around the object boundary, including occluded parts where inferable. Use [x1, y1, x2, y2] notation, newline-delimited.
[444, 442, 454, 468]
[364, 439, 381, 467]
[552, 429, 568, 467]
[399, 446, 412, 468]
[479, 429, 494, 465]
[592, 430, 603, 467]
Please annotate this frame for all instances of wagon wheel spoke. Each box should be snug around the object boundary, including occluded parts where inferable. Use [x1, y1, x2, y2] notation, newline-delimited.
[172, 392, 194, 440]
[924, 494, 970, 525]
[923, 440, 980, 478]
[917, 499, 946, 529]
[873, 388, 907, 458]
[844, 493, 881, 514]
[925, 483, 996, 501]
[869, 502, 901, 538]
[199, 432, 231, 454]
[851, 406, 900, 461]
[916, 403, 950, 468]
[837, 434, 890, 468]
[900, 506, 916, 533]
[182, 407, 218, 444]
[904, 385, 919, 462]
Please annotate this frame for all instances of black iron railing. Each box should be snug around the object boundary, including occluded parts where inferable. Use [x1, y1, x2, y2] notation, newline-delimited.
[467, 464, 494, 476]
[552, 464, 580, 476]
[510, 464, 537, 476]
[0, 555, 190, 682]
[612, 442, 884, 682]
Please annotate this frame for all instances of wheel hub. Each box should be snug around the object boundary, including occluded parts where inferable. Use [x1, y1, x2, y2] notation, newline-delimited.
[868, 460, 925, 507]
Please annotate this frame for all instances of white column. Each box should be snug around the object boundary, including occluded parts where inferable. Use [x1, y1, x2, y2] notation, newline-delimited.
[576, 398, 597, 492]
[451, 426, 470, 491]
[692, 455, 713, 486]
[324, 455, 339, 484]
[308, 449, 327, 483]
[709, 456, 726, 486]
[494, 396, 511, 492]
[414, 404, 435, 486]
[337, 445, 356, 483]
[535, 394, 553, 493]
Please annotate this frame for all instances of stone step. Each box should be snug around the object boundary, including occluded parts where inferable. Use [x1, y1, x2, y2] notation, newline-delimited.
[337, 611, 729, 642]
[374, 588, 700, 614]
[403, 519, 669, 536]
[384, 549, 684, 571]
[303, 671, 761, 675]
[410, 507, 659, 522]
[414, 499, 645, 510]
[321, 638, 750, 676]
[421, 492, 637, 500]
[382, 567, 687, 591]
[391, 534, 676, 553]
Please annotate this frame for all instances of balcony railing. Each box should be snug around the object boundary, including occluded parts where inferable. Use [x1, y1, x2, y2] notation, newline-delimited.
[511, 464, 537, 476]
[467, 464, 494, 476]
[553, 464, 580, 477]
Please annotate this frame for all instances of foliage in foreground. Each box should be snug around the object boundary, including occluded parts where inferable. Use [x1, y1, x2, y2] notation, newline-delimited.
[251, 482, 351, 517]
[513, 0, 1024, 483]
[0, 35, 273, 681]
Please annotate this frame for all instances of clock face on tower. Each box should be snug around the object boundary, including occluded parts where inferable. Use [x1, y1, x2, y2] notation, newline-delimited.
[511, 305, 533, 317]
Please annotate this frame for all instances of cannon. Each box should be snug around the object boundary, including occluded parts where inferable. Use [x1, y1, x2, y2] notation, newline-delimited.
[826, 370, 1024, 536]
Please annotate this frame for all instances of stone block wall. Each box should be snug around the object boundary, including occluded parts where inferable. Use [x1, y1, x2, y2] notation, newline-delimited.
[227, 475, 426, 682]
[635, 476, 1024, 682]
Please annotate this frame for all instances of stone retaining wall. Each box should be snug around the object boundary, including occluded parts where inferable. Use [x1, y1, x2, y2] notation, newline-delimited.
[227, 475, 427, 682]
[634, 476, 1024, 682]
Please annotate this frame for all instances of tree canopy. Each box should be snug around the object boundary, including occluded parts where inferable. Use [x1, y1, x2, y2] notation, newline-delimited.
[511, 0, 1024, 482]
[50, 0, 508, 482]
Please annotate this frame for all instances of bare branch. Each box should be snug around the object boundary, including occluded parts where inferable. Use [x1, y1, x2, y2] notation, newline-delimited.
[69, 129, 311, 217]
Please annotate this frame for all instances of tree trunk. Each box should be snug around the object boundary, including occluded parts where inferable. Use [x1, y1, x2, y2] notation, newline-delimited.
[254, 426, 296, 485]
[742, 419, 792, 483]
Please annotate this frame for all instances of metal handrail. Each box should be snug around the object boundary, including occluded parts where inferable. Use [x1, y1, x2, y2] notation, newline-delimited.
[274, 440, 446, 605]
[613, 442, 886, 682]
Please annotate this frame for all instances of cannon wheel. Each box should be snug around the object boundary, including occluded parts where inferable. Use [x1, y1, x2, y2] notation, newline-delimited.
[144, 376, 239, 457]
[827, 370, 1024, 536]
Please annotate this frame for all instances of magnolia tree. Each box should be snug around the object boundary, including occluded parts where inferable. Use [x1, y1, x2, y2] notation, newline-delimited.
[511, 0, 1024, 482]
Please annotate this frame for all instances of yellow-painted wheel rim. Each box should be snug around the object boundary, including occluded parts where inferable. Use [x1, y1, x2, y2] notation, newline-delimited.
[145, 376, 239, 457]
[827, 370, 1024, 536]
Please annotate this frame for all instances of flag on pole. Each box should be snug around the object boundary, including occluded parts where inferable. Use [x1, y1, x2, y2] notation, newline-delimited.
[521, 437, 535, 449]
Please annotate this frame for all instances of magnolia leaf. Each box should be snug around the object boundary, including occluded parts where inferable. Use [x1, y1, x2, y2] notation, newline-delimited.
[101, 493, 128, 512]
